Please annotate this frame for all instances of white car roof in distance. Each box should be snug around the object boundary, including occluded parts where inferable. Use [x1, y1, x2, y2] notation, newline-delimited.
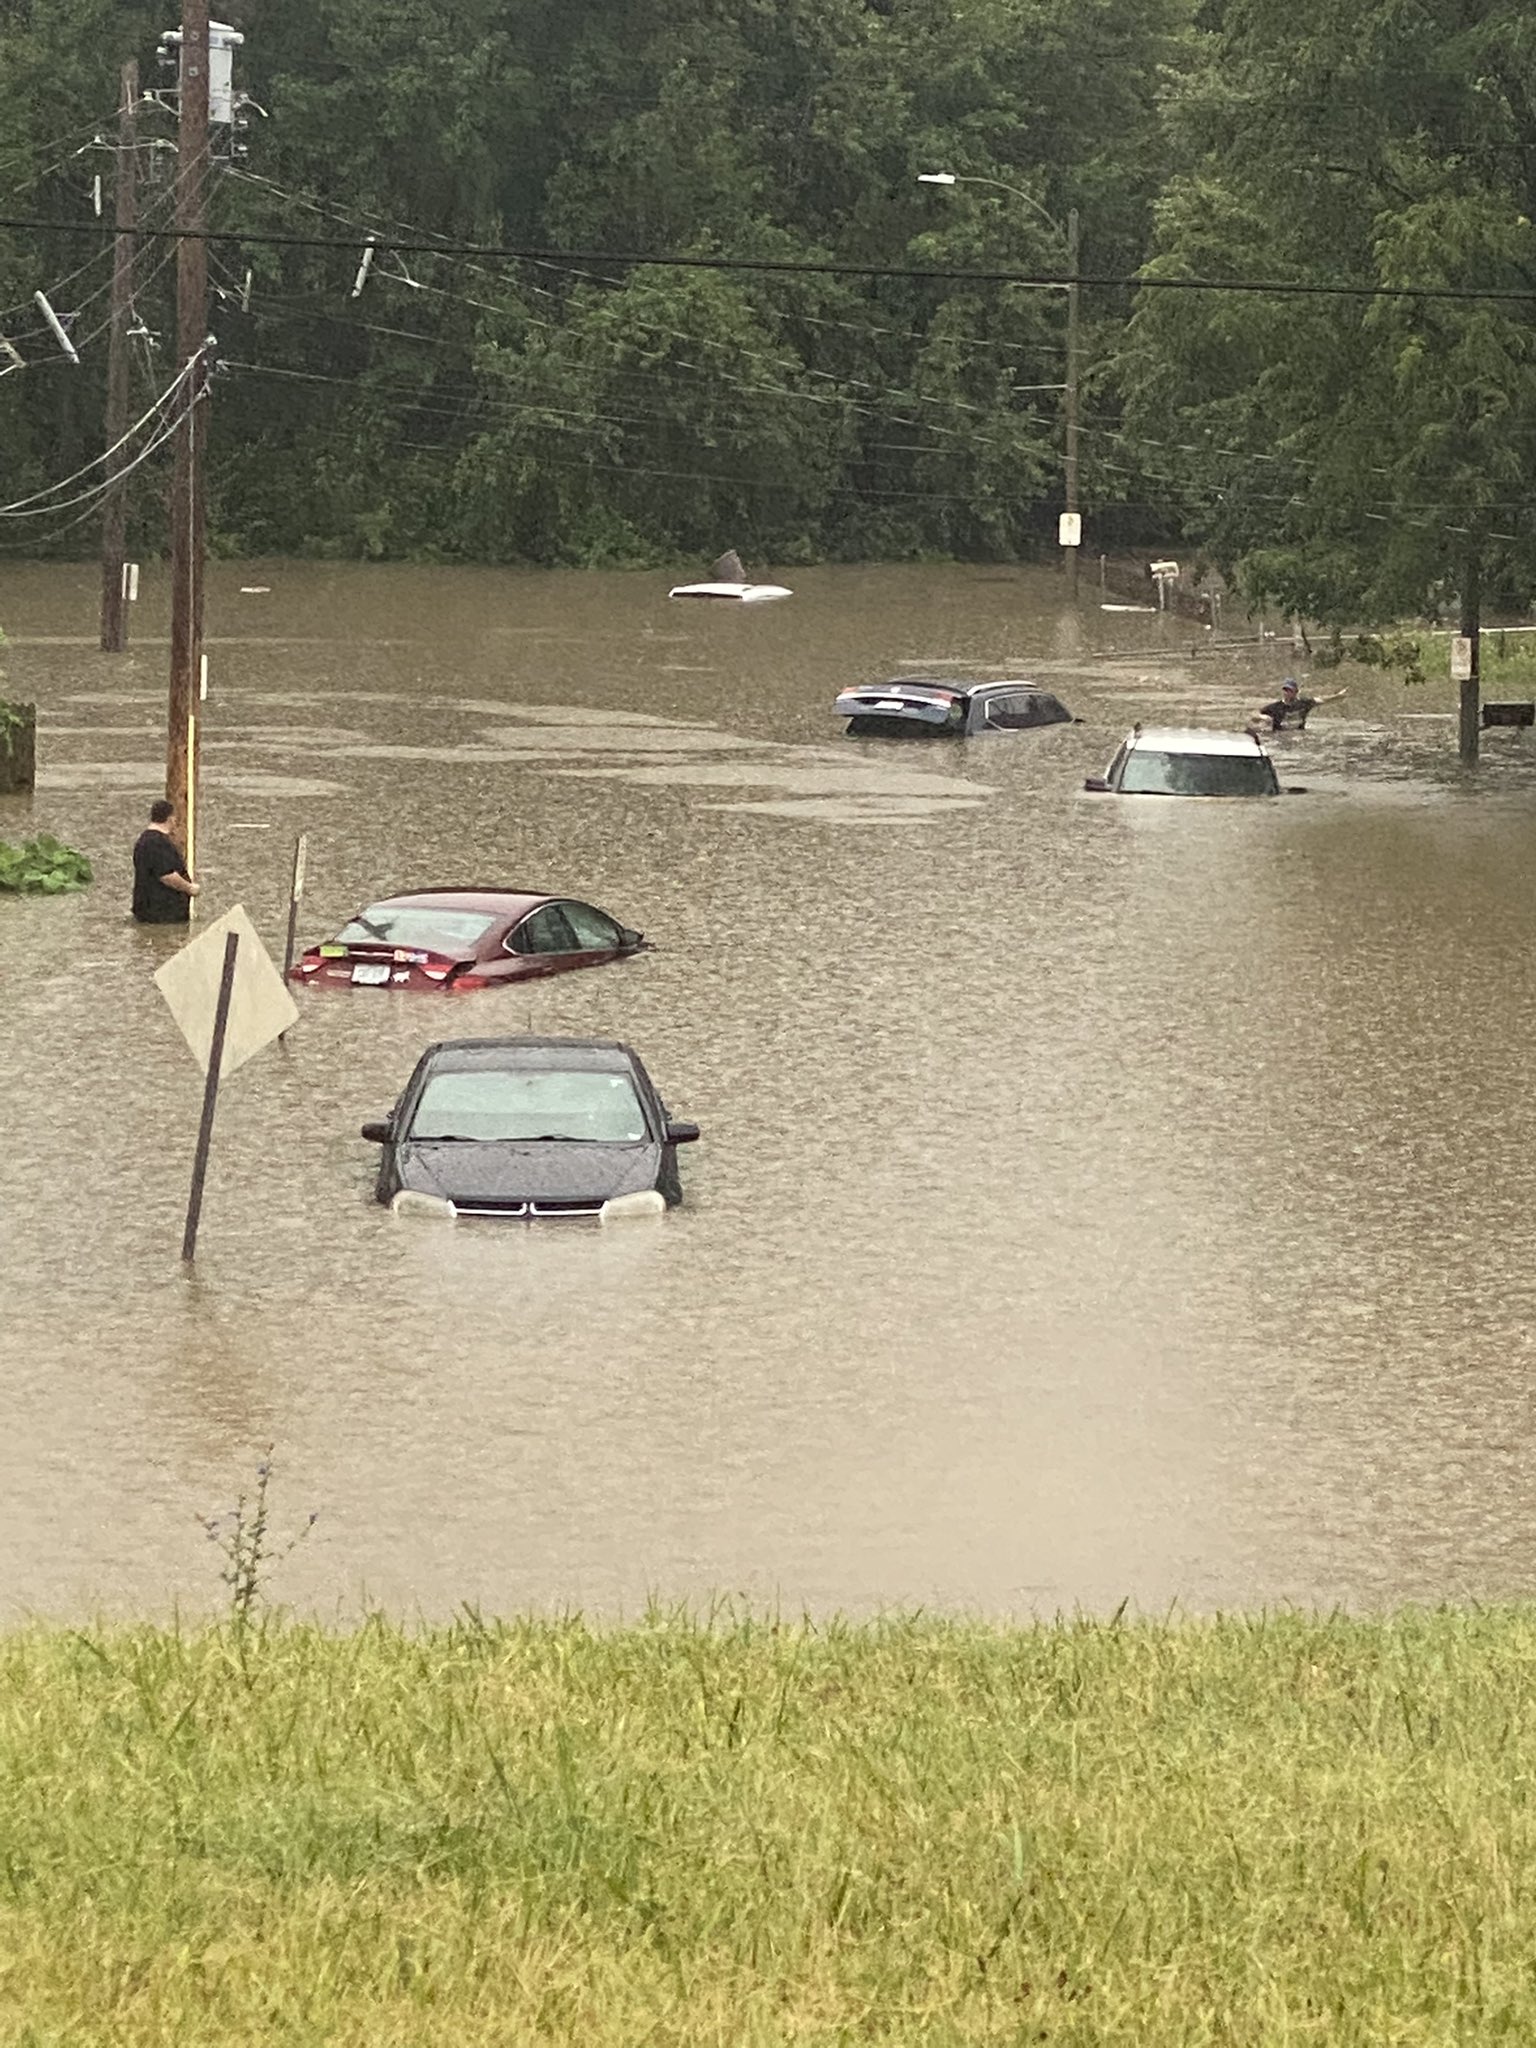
[1126, 726, 1269, 757]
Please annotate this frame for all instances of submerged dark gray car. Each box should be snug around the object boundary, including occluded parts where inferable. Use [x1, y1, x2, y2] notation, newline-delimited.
[363, 1036, 700, 1219]
[835, 677, 1075, 737]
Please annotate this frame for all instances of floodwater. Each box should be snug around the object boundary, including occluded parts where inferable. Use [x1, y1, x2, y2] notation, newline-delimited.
[4, 559, 1536, 1623]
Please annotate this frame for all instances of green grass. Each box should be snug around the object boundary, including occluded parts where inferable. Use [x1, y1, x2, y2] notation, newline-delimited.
[1480, 637, 1536, 691]
[2, 1610, 1536, 2043]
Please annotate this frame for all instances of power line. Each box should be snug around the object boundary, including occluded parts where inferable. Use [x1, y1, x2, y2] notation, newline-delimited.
[226, 166, 1074, 364]
[0, 358, 196, 513]
[0, 387, 189, 519]
[3, 212, 1536, 302]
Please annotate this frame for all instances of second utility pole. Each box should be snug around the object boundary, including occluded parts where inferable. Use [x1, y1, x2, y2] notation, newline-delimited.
[1063, 207, 1080, 603]
[100, 58, 138, 652]
[167, 0, 210, 865]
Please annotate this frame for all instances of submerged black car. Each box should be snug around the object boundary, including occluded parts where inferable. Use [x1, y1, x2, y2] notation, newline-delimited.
[835, 677, 1075, 737]
[362, 1037, 700, 1219]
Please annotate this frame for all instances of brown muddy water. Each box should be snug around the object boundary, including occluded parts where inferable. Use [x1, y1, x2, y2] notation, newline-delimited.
[4, 559, 1536, 1622]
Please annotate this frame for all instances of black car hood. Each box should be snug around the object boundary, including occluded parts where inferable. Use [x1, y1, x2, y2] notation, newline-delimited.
[398, 1138, 660, 1205]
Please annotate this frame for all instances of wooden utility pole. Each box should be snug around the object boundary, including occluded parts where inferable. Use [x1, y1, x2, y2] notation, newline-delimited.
[1063, 207, 1081, 602]
[99, 59, 139, 653]
[1458, 544, 1481, 766]
[167, 0, 210, 852]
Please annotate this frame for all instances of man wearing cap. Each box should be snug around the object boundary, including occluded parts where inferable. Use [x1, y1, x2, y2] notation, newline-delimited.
[1252, 676, 1346, 732]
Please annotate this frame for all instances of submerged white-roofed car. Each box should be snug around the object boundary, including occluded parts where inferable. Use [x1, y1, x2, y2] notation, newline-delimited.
[669, 549, 793, 603]
[1085, 726, 1304, 797]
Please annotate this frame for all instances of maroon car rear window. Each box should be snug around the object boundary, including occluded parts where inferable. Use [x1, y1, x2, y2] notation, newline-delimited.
[335, 907, 498, 951]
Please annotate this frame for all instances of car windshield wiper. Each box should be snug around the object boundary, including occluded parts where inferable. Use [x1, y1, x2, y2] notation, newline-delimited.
[520, 1133, 647, 1144]
[411, 1132, 641, 1144]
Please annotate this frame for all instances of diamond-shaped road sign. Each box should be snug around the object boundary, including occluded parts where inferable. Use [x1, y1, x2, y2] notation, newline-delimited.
[155, 903, 298, 1076]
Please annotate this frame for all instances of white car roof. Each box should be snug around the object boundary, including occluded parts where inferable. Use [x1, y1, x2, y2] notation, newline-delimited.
[1126, 726, 1268, 757]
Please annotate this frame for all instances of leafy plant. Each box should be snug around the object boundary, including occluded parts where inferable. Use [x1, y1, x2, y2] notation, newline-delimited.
[0, 697, 28, 762]
[200, 1450, 319, 1628]
[0, 834, 92, 894]
[1312, 629, 1427, 686]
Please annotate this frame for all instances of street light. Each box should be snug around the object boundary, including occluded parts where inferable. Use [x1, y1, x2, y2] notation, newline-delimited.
[917, 170, 1082, 598]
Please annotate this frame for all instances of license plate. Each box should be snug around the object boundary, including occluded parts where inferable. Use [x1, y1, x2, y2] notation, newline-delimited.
[350, 961, 392, 986]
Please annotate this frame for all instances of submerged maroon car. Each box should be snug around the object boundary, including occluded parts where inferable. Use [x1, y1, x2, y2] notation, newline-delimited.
[292, 889, 645, 993]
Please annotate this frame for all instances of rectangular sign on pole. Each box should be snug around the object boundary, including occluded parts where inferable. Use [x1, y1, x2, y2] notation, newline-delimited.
[1058, 512, 1081, 549]
[1451, 635, 1475, 680]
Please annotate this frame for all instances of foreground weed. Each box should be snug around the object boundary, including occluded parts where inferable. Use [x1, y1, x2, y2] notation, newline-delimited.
[199, 1447, 318, 1626]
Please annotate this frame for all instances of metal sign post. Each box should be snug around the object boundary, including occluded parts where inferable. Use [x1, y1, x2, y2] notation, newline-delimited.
[281, 833, 307, 982]
[181, 930, 239, 1262]
[1150, 558, 1180, 612]
[279, 833, 307, 1042]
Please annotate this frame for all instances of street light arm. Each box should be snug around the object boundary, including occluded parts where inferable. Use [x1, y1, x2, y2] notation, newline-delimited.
[916, 169, 1064, 241]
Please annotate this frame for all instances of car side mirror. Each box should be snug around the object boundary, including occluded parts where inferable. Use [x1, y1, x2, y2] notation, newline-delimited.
[1082, 775, 1110, 793]
[665, 1119, 701, 1145]
[360, 1119, 392, 1143]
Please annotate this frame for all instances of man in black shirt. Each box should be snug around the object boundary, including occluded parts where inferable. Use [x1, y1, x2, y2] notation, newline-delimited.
[131, 798, 200, 923]
[1253, 675, 1347, 732]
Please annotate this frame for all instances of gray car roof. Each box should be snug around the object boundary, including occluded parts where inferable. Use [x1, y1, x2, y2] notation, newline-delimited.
[420, 1036, 639, 1074]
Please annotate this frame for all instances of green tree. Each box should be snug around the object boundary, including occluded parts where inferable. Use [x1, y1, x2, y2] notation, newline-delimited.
[1122, 0, 1536, 660]
[0, 0, 1190, 566]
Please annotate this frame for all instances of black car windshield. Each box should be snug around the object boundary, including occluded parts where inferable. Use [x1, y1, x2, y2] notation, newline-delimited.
[409, 1068, 649, 1142]
[1120, 750, 1276, 796]
[334, 906, 497, 951]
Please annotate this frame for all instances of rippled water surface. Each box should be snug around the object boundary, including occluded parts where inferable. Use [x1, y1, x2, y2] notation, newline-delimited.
[4, 559, 1536, 1621]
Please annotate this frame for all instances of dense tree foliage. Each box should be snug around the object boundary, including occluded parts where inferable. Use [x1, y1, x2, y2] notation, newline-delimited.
[0, 0, 1184, 564]
[5, 0, 1534, 608]
[1121, 0, 1536, 623]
